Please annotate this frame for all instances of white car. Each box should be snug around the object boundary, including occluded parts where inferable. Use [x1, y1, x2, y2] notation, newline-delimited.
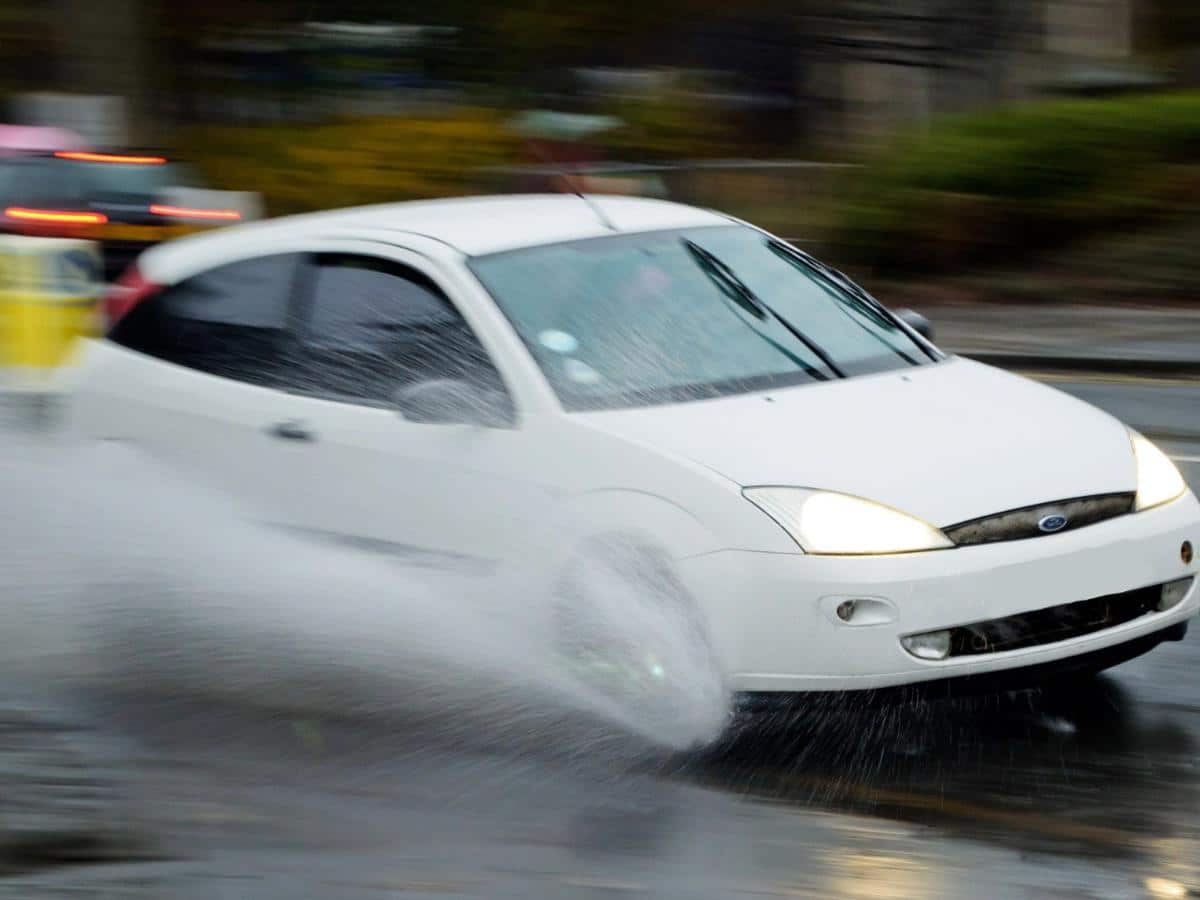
[65, 194, 1199, 697]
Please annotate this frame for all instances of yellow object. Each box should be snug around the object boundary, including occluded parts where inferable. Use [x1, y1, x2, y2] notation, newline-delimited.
[0, 236, 102, 382]
[99, 223, 169, 243]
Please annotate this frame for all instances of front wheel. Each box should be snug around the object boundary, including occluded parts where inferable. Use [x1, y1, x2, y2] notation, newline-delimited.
[552, 540, 728, 744]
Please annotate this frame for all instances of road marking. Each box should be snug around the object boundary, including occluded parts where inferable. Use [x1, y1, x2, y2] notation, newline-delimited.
[562, 877, 646, 891]
[1023, 370, 1200, 387]
[1171, 455, 1200, 463]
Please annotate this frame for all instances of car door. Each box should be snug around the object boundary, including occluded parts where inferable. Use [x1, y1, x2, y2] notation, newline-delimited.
[78, 251, 311, 516]
[258, 245, 560, 574]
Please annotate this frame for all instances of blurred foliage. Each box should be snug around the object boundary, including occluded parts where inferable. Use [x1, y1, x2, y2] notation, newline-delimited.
[1047, 210, 1200, 300]
[185, 90, 744, 215]
[835, 91, 1200, 274]
[184, 109, 520, 216]
[876, 207, 1200, 306]
[601, 80, 740, 161]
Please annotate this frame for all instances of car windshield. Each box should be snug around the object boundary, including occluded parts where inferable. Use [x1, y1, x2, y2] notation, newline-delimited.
[469, 225, 937, 411]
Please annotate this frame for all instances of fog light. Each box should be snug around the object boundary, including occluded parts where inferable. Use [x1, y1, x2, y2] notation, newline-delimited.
[836, 600, 857, 622]
[1159, 577, 1194, 612]
[1183, 541, 1193, 565]
[900, 630, 952, 660]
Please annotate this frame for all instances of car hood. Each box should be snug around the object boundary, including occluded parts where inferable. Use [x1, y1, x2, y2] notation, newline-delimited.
[575, 358, 1137, 527]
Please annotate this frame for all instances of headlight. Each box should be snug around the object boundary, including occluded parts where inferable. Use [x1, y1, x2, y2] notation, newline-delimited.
[743, 487, 953, 555]
[1132, 432, 1186, 511]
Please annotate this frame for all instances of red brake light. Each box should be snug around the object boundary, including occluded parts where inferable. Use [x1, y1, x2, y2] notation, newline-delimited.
[6, 206, 108, 226]
[55, 151, 168, 165]
[150, 203, 242, 222]
[104, 266, 161, 328]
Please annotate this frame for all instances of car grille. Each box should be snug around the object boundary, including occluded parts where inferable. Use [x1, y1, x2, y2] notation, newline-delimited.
[946, 583, 1162, 657]
[943, 492, 1135, 546]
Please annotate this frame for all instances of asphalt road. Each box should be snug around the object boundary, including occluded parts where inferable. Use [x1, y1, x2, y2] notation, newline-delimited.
[2, 374, 1199, 899]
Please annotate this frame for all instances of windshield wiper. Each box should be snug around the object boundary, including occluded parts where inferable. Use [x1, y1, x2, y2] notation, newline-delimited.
[683, 240, 829, 380]
[683, 239, 769, 320]
[766, 240, 875, 305]
[766, 240, 931, 365]
[683, 239, 847, 379]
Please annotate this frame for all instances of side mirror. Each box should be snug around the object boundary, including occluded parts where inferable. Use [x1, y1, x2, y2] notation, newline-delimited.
[394, 378, 514, 429]
[895, 308, 934, 341]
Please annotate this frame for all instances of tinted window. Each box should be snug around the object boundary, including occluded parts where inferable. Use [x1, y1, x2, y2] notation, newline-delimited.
[294, 254, 507, 407]
[111, 254, 301, 386]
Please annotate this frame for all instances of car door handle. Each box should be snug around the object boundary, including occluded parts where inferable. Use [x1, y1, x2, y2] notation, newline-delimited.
[268, 420, 316, 442]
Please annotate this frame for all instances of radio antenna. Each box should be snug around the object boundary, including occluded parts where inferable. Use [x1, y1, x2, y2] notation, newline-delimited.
[525, 139, 618, 232]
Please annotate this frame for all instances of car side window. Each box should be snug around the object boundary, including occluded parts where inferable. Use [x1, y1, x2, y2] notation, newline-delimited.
[293, 253, 509, 408]
[110, 253, 302, 387]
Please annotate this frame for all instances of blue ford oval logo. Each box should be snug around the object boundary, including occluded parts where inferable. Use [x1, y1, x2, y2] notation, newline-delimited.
[1038, 514, 1068, 533]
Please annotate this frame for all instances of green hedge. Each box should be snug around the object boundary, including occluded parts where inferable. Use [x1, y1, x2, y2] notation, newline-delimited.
[835, 91, 1200, 274]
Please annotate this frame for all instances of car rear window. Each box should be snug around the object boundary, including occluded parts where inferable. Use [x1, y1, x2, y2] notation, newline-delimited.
[69, 160, 196, 201]
[0, 157, 196, 207]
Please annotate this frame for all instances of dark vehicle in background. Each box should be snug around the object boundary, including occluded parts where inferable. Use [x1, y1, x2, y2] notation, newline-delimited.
[0, 150, 241, 280]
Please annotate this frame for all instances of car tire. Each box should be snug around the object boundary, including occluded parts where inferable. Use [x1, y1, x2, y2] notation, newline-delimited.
[552, 537, 725, 735]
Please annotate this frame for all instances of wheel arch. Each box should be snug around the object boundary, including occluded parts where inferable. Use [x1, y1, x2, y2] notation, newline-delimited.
[560, 488, 723, 565]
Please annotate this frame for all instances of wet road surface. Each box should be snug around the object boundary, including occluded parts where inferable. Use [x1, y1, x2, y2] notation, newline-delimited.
[2, 374, 1199, 899]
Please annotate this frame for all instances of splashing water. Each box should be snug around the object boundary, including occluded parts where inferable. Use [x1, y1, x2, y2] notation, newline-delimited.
[0, 422, 729, 753]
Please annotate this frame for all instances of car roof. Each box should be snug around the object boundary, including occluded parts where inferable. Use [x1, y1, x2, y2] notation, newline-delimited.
[139, 194, 734, 277]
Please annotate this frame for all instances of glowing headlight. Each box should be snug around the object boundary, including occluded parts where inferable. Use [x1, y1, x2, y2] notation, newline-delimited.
[743, 487, 953, 555]
[1131, 432, 1186, 512]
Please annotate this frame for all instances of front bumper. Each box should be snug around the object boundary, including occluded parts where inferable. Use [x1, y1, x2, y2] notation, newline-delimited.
[680, 491, 1200, 692]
